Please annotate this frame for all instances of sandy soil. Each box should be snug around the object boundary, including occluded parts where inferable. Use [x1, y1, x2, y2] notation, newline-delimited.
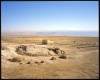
[1, 36, 99, 79]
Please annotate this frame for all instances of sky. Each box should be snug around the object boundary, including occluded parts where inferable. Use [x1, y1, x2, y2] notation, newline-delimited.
[1, 1, 99, 32]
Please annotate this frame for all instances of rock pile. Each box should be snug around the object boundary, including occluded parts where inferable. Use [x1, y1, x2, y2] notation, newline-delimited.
[47, 47, 66, 56]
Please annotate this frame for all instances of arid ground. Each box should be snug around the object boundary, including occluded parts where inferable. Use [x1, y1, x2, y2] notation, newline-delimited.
[1, 36, 99, 79]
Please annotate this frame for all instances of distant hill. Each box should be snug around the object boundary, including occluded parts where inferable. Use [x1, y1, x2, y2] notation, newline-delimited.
[1, 31, 98, 37]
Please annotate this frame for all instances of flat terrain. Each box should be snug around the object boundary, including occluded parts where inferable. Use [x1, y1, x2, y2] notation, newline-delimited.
[1, 36, 99, 79]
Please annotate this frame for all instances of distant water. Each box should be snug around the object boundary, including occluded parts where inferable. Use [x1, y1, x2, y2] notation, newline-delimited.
[36, 31, 99, 37]
[2, 31, 99, 37]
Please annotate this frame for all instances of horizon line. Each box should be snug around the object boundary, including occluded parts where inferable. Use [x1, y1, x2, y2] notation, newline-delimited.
[1, 30, 98, 32]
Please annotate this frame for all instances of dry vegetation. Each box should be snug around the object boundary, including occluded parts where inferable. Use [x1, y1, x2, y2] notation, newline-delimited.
[1, 36, 99, 79]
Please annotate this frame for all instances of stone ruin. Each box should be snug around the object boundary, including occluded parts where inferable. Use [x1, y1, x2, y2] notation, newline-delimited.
[15, 45, 67, 58]
[42, 40, 54, 45]
[1, 44, 67, 64]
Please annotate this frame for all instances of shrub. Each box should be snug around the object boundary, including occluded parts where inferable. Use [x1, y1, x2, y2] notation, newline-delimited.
[19, 62, 22, 65]
[34, 61, 38, 63]
[26, 61, 31, 64]
[59, 55, 67, 59]
[8, 57, 22, 62]
[50, 57, 56, 60]
[40, 61, 44, 63]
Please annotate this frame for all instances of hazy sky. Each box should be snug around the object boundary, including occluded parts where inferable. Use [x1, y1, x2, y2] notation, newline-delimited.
[1, 1, 98, 32]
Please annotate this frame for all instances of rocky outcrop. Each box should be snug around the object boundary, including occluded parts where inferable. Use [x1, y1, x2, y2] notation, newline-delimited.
[47, 47, 66, 56]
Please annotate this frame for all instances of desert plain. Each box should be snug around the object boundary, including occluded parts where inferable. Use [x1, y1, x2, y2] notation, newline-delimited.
[1, 36, 99, 79]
